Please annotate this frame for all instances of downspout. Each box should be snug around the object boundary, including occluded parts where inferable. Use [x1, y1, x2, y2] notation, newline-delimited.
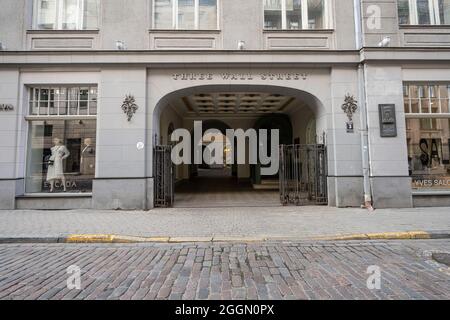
[354, 0, 374, 211]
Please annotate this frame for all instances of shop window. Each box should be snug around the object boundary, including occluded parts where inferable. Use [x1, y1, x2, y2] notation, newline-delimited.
[33, 0, 99, 30]
[153, 0, 218, 30]
[264, 0, 331, 30]
[26, 86, 97, 194]
[398, 0, 450, 25]
[407, 118, 450, 190]
[405, 83, 450, 190]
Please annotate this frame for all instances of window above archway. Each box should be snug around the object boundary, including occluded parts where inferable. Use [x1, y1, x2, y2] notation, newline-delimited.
[153, 0, 219, 30]
[32, 0, 99, 30]
[264, 0, 332, 30]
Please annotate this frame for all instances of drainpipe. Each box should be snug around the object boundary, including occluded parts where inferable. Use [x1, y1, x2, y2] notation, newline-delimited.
[354, 0, 374, 211]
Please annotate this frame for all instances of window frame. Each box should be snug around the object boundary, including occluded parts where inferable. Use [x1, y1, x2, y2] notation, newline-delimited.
[263, 0, 333, 30]
[32, 0, 99, 30]
[403, 83, 450, 117]
[151, 0, 220, 30]
[399, 0, 450, 26]
[28, 86, 98, 117]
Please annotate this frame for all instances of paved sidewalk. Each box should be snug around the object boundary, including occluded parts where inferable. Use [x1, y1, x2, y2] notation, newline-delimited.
[0, 240, 449, 300]
[0, 206, 449, 239]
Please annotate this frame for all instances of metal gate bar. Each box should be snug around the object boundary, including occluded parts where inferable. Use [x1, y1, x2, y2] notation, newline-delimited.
[154, 145, 174, 208]
[280, 144, 328, 206]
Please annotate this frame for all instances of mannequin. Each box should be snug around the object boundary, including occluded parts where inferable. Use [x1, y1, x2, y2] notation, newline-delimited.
[47, 138, 70, 192]
[80, 138, 95, 175]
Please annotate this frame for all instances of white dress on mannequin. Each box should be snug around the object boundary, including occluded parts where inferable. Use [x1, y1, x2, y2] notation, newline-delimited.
[47, 145, 70, 181]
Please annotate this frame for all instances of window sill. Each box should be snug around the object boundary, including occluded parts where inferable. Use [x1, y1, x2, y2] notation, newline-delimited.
[399, 24, 450, 29]
[149, 29, 221, 34]
[27, 29, 100, 34]
[263, 29, 334, 33]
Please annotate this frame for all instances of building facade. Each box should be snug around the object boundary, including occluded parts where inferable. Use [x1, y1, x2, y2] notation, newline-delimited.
[0, 0, 450, 210]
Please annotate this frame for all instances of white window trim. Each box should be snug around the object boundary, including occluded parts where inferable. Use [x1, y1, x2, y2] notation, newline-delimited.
[404, 84, 450, 118]
[403, 0, 449, 25]
[33, 0, 97, 30]
[152, 0, 220, 30]
[27, 86, 98, 118]
[264, 0, 332, 30]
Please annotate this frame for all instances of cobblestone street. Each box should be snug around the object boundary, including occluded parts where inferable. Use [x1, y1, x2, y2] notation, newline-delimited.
[0, 240, 449, 300]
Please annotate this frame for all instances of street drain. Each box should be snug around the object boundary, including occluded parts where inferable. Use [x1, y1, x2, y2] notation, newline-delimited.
[432, 253, 450, 267]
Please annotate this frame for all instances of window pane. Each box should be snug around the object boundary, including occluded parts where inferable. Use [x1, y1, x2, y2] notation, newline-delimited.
[178, 0, 195, 29]
[307, 0, 325, 29]
[154, 0, 173, 29]
[83, 0, 99, 29]
[419, 85, 430, 113]
[398, 0, 410, 24]
[286, 0, 302, 30]
[408, 118, 450, 190]
[264, 0, 282, 29]
[26, 120, 97, 193]
[199, 0, 217, 29]
[36, 0, 57, 29]
[57, 87, 68, 115]
[441, 85, 450, 113]
[404, 88, 411, 112]
[430, 85, 440, 113]
[69, 87, 79, 115]
[438, 0, 450, 24]
[62, 0, 80, 30]
[49, 88, 58, 115]
[417, 0, 432, 24]
[39, 89, 50, 115]
[79, 87, 89, 115]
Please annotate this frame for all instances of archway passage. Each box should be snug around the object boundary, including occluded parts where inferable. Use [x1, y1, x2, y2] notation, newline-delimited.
[157, 87, 324, 208]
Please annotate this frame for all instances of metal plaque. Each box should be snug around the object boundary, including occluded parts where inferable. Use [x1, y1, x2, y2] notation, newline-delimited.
[379, 104, 397, 137]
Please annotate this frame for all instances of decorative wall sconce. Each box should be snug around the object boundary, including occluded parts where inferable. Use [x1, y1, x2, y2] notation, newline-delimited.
[341, 94, 358, 133]
[121, 94, 138, 122]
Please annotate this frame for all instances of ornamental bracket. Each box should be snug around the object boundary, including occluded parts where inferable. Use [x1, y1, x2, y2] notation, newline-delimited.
[341, 94, 358, 133]
[121, 94, 138, 122]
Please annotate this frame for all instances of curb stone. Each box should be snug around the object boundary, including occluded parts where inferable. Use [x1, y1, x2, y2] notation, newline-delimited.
[0, 231, 448, 244]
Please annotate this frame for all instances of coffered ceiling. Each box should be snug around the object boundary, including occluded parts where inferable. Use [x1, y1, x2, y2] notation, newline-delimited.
[176, 92, 296, 116]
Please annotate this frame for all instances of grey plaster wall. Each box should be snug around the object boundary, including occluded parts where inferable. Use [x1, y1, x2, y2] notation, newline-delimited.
[0, 0, 360, 51]
[0, 0, 27, 51]
[364, 64, 412, 208]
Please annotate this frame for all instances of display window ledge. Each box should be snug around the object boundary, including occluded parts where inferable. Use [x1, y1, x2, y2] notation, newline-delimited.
[18, 193, 92, 199]
[412, 190, 450, 196]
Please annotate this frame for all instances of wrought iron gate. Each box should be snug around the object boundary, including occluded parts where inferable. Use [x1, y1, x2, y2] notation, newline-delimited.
[154, 145, 174, 208]
[279, 144, 328, 206]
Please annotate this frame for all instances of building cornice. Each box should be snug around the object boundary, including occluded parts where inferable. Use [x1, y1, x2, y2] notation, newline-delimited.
[0, 50, 360, 67]
[360, 47, 450, 63]
[1, 48, 450, 67]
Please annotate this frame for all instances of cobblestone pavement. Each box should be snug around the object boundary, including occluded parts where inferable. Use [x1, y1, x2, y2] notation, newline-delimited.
[0, 207, 449, 239]
[0, 240, 449, 300]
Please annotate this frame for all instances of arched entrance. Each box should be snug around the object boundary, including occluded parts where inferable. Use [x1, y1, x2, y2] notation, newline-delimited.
[153, 85, 327, 208]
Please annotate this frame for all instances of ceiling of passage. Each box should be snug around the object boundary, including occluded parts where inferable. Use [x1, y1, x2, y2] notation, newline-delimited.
[175, 92, 296, 116]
